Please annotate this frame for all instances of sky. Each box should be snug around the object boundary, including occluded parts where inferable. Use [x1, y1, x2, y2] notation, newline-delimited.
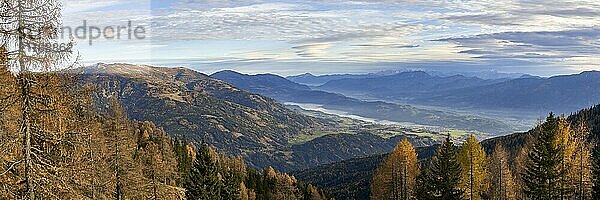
[60, 0, 600, 76]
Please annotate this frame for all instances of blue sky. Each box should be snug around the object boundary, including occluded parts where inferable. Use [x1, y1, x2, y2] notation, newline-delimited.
[61, 0, 600, 76]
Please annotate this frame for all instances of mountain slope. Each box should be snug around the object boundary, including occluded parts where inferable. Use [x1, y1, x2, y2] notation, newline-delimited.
[77, 64, 435, 171]
[211, 70, 518, 134]
[293, 145, 438, 199]
[78, 64, 323, 169]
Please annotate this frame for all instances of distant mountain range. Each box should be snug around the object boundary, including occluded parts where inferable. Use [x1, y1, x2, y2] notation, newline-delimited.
[287, 73, 380, 86]
[287, 70, 531, 86]
[314, 70, 600, 114]
[211, 70, 519, 134]
[317, 71, 507, 100]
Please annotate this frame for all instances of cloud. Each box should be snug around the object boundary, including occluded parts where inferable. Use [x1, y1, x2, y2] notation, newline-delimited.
[292, 42, 334, 58]
[62, 0, 600, 75]
[437, 28, 600, 71]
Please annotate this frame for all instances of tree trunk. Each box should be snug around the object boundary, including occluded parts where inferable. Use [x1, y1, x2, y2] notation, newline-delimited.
[19, 74, 34, 200]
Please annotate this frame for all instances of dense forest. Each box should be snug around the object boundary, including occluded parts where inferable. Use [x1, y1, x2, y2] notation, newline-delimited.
[371, 112, 600, 200]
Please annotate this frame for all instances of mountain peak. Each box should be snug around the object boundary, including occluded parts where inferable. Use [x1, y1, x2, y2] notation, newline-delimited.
[214, 69, 242, 74]
[82, 63, 157, 75]
[580, 70, 600, 75]
[289, 73, 316, 78]
[78, 63, 210, 81]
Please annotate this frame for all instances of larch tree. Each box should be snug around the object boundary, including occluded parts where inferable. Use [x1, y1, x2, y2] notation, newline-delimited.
[458, 135, 488, 200]
[556, 116, 577, 199]
[104, 98, 144, 199]
[135, 121, 184, 199]
[371, 138, 420, 200]
[572, 120, 592, 200]
[512, 132, 535, 200]
[487, 144, 516, 200]
[592, 143, 600, 200]
[0, 0, 76, 198]
[522, 113, 570, 199]
[419, 135, 463, 200]
[0, 43, 20, 198]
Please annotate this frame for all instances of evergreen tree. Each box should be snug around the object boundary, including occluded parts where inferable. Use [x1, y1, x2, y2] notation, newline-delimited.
[522, 113, 570, 199]
[458, 135, 488, 200]
[185, 142, 222, 200]
[371, 138, 420, 200]
[420, 135, 463, 200]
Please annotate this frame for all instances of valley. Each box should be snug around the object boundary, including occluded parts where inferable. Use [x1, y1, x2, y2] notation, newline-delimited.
[211, 70, 521, 136]
[285, 102, 488, 143]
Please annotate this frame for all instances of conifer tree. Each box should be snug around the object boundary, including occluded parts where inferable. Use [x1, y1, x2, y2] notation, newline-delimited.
[487, 144, 515, 200]
[135, 121, 183, 199]
[371, 138, 420, 200]
[185, 142, 222, 200]
[420, 135, 463, 200]
[458, 135, 488, 200]
[1, 0, 75, 198]
[572, 120, 592, 200]
[522, 113, 571, 199]
[556, 116, 577, 199]
[592, 143, 600, 200]
[101, 98, 148, 199]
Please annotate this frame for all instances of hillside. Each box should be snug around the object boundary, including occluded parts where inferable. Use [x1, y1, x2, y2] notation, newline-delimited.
[211, 70, 519, 135]
[77, 64, 324, 170]
[293, 145, 438, 199]
[77, 64, 435, 171]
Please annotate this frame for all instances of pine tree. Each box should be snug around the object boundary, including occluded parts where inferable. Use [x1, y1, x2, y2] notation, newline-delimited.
[420, 135, 463, 200]
[458, 135, 488, 200]
[371, 138, 420, 200]
[487, 144, 516, 200]
[522, 113, 571, 199]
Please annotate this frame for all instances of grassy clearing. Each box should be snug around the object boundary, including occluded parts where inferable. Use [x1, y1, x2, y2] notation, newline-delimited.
[290, 131, 356, 145]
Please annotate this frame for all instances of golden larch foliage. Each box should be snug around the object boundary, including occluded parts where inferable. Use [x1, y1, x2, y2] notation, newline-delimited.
[487, 144, 516, 200]
[371, 138, 420, 200]
[458, 135, 488, 200]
